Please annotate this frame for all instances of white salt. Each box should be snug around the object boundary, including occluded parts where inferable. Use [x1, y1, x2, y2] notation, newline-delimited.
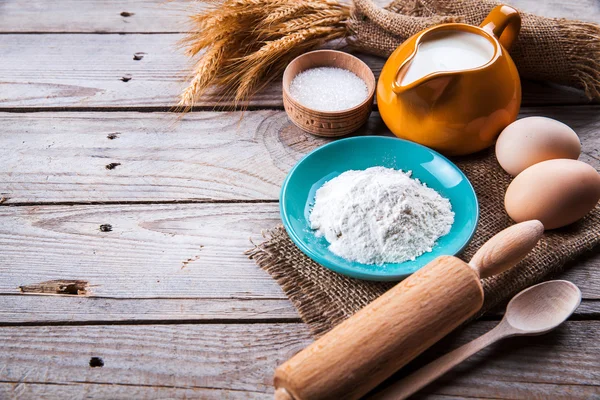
[289, 67, 368, 112]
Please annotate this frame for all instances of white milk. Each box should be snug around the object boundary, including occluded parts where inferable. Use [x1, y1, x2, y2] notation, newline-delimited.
[401, 30, 495, 85]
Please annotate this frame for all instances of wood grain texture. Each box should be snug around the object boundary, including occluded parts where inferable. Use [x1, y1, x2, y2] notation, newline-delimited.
[0, 110, 293, 202]
[510, 0, 600, 22]
[5, 295, 593, 324]
[0, 107, 598, 204]
[0, 383, 266, 400]
[0, 202, 597, 324]
[0, 34, 594, 109]
[0, 0, 597, 32]
[0, 296, 300, 324]
[0, 203, 283, 298]
[0, 323, 314, 397]
[0, 34, 189, 109]
[0, 0, 192, 33]
[560, 251, 600, 300]
[0, 321, 597, 399]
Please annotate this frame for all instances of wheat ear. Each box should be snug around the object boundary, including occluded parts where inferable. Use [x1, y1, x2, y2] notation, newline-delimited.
[178, 0, 350, 111]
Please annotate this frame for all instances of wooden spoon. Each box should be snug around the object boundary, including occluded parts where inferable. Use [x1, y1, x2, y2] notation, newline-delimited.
[372, 280, 582, 400]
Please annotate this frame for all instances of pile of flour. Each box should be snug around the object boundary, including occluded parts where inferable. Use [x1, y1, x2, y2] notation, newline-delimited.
[309, 167, 454, 265]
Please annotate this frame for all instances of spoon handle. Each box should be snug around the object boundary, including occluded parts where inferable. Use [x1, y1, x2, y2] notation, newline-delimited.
[372, 324, 510, 400]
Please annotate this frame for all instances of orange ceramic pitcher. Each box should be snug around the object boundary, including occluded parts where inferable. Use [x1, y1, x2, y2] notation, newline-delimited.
[377, 5, 522, 156]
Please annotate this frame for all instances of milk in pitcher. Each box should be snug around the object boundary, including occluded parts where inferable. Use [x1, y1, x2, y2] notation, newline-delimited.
[401, 31, 495, 85]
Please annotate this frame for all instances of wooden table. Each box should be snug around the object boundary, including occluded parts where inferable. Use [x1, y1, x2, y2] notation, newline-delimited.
[0, 1, 598, 398]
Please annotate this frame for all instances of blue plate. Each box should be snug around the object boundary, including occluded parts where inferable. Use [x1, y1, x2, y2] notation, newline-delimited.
[280, 136, 479, 281]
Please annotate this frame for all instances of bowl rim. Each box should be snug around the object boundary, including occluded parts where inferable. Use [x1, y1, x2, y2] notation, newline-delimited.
[279, 136, 480, 281]
[282, 49, 376, 116]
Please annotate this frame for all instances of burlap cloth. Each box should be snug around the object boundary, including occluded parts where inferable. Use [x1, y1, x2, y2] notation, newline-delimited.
[348, 0, 600, 99]
[248, 148, 600, 338]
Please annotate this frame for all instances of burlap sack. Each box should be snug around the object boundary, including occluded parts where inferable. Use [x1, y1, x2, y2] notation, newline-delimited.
[348, 0, 600, 99]
[248, 148, 600, 338]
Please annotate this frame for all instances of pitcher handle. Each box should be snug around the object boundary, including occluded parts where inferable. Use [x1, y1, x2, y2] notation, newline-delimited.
[480, 5, 521, 51]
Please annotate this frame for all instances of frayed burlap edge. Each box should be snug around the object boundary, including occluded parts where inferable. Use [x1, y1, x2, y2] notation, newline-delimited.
[248, 208, 600, 338]
[563, 20, 600, 99]
[247, 228, 371, 337]
[247, 227, 398, 337]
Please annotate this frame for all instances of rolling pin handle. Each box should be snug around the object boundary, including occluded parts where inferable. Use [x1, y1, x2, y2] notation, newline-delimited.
[469, 220, 544, 279]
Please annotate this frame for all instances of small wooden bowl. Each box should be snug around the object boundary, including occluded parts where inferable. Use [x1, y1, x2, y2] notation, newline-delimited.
[282, 50, 376, 137]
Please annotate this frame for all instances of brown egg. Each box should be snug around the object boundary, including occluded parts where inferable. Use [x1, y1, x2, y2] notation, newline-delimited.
[505, 159, 600, 229]
[496, 117, 581, 176]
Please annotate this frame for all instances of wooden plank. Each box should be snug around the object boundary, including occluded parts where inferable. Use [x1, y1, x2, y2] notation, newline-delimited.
[0, 0, 191, 33]
[0, 110, 291, 202]
[0, 0, 597, 32]
[555, 250, 600, 301]
[0, 34, 595, 109]
[0, 383, 265, 400]
[0, 107, 598, 204]
[510, 0, 600, 22]
[0, 202, 597, 324]
[0, 292, 596, 325]
[0, 34, 190, 109]
[0, 323, 314, 397]
[0, 296, 300, 324]
[0, 321, 598, 399]
[0, 203, 284, 299]
[0, 377, 597, 400]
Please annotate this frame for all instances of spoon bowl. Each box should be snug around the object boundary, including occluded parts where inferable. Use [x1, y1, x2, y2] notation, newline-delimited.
[505, 280, 582, 334]
[375, 280, 582, 400]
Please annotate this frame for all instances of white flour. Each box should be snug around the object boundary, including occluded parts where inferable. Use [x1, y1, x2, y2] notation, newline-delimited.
[309, 167, 454, 265]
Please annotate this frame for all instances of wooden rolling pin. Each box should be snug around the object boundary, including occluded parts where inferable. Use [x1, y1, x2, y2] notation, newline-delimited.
[274, 220, 544, 400]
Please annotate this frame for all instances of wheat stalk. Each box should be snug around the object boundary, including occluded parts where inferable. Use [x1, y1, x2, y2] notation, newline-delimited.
[178, 0, 350, 111]
[235, 26, 342, 104]
[177, 42, 225, 112]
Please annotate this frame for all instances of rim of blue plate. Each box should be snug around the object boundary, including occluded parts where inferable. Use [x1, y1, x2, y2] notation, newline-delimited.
[280, 136, 479, 281]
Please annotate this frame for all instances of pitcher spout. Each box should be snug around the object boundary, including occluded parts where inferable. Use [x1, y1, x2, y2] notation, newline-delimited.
[393, 72, 458, 105]
[390, 50, 461, 99]
[390, 55, 417, 95]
